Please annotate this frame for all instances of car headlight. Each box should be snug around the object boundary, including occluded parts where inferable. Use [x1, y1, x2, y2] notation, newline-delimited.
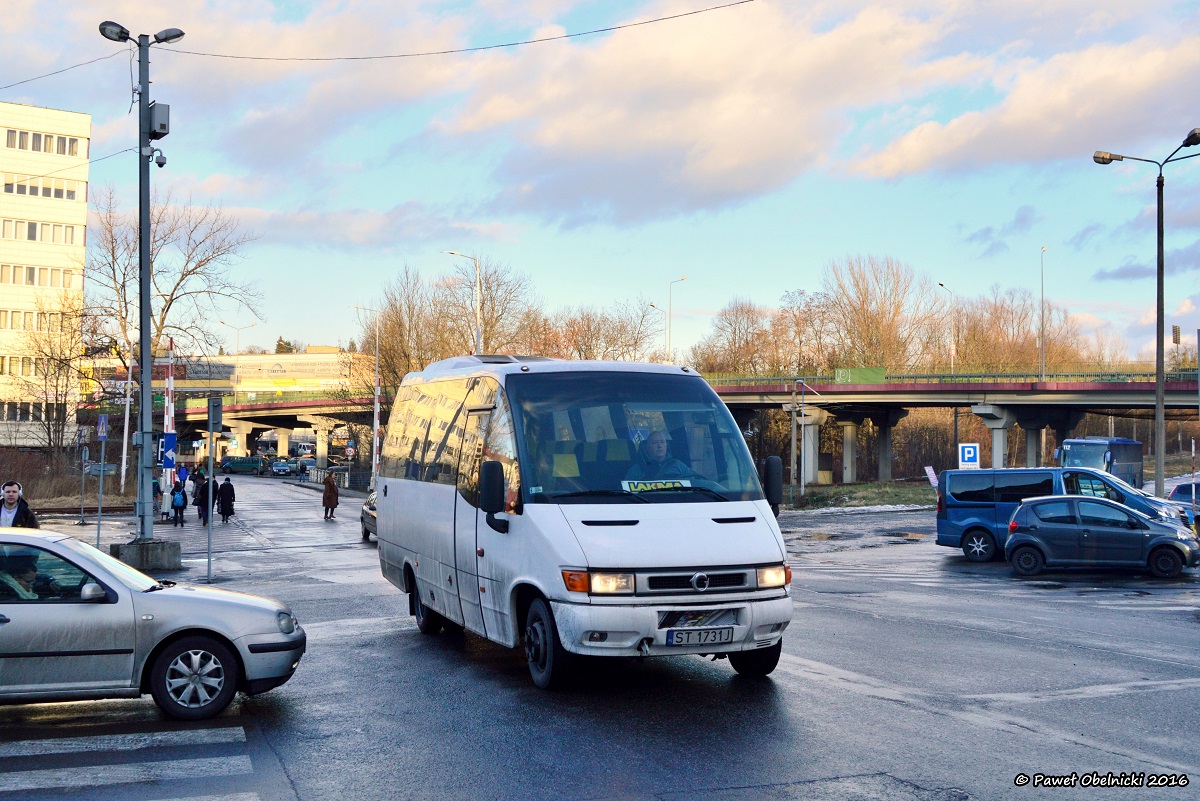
[589, 572, 635, 594]
[277, 611, 298, 634]
[756, 564, 792, 588]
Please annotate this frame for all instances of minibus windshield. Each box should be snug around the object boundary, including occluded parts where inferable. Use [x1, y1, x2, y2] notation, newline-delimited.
[506, 371, 763, 504]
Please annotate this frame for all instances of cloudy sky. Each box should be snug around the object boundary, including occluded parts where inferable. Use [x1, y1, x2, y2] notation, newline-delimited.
[4, 0, 1199, 360]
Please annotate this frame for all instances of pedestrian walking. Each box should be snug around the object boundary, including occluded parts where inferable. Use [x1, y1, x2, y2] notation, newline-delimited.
[177, 463, 189, 487]
[216, 477, 236, 523]
[153, 478, 165, 521]
[169, 481, 188, 527]
[0, 481, 39, 528]
[193, 476, 210, 525]
[322, 473, 339, 520]
[299, 461, 308, 482]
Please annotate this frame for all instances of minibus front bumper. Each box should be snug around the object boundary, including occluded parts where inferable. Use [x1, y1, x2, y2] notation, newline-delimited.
[550, 596, 792, 658]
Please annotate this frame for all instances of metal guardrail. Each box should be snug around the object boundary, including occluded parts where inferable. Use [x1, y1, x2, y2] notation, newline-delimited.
[707, 369, 1200, 387]
[308, 468, 372, 492]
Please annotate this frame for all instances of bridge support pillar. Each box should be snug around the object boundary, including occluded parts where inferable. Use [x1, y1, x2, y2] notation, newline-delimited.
[230, 421, 255, 457]
[838, 422, 858, 483]
[972, 405, 1018, 468]
[870, 409, 908, 483]
[799, 409, 828, 487]
[1025, 429, 1041, 468]
[314, 423, 335, 468]
[275, 428, 291, 458]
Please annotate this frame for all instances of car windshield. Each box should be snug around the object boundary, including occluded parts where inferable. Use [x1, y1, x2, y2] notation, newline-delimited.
[58, 536, 159, 591]
[506, 371, 763, 504]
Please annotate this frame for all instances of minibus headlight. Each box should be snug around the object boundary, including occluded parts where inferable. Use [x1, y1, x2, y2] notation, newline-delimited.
[756, 565, 790, 588]
[589, 572, 635, 594]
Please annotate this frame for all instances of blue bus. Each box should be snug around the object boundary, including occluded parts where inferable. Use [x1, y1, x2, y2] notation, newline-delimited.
[1056, 436, 1143, 489]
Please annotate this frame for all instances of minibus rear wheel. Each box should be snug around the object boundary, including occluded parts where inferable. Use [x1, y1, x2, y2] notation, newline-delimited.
[524, 598, 573, 689]
[729, 641, 782, 677]
[413, 583, 444, 635]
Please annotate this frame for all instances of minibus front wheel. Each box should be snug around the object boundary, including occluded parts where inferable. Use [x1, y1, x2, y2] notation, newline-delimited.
[524, 598, 573, 690]
[961, 530, 997, 562]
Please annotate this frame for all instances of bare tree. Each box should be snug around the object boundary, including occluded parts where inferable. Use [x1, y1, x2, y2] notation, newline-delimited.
[820, 255, 942, 372]
[554, 297, 662, 361]
[690, 297, 772, 375]
[86, 186, 262, 359]
[430, 258, 539, 354]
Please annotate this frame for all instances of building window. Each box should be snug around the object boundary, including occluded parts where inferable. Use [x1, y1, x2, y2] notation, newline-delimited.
[57, 137, 67, 155]
[18, 131, 28, 149]
[0, 265, 8, 283]
[0, 311, 6, 328]
[3, 174, 12, 193]
[31, 133, 41, 151]
[63, 270, 73, 289]
[6, 130, 15, 148]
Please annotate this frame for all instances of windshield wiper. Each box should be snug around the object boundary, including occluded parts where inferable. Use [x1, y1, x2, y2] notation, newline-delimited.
[549, 489, 650, 503]
[143, 580, 176, 593]
[638, 485, 729, 501]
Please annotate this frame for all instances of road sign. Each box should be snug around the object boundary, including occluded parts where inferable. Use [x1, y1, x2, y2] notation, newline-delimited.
[161, 432, 177, 470]
[97, 414, 109, 442]
[208, 396, 223, 429]
[345, 446, 357, 458]
[924, 466, 938, 487]
[958, 443, 981, 470]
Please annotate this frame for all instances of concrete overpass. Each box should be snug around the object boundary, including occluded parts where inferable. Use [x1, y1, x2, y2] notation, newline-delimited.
[710, 372, 1200, 482]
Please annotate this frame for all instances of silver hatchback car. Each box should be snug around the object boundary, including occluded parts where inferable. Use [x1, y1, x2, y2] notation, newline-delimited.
[0, 529, 305, 719]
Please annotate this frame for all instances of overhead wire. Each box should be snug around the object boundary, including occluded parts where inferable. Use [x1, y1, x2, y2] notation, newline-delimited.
[0, 2, 755, 92]
[160, 0, 757, 62]
[6, 148, 135, 184]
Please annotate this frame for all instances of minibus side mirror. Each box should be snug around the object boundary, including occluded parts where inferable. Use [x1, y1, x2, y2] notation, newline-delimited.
[479, 460, 509, 533]
[765, 455, 783, 517]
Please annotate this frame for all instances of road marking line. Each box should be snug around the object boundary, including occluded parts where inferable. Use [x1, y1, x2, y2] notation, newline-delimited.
[965, 677, 1200, 704]
[149, 794, 260, 801]
[302, 616, 414, 641]
[0, 756, 253, 792]
[0, 727, 246, 757]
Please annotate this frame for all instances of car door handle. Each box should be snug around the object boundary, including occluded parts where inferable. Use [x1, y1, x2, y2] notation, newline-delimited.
[1027, 525, 1038, 530]
[0, 614, 9, 625]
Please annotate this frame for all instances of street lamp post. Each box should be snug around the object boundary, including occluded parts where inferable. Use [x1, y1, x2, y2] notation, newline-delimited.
[99, 20, 184, 541]
[219, 320, 257, 389]
[444, 251, 483, 354]
[352, 305, 381, 489]
[1095, 128, 1200, 496]
[938, 282, 959, 456]
[1039, 246, 1047, 382]
[667, 276, 686, 360]
[647, 303, 666, 360]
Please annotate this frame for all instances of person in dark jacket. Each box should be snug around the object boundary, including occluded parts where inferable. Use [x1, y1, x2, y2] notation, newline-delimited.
[216, 477, 236, 523]
[193, 476, 210, 525]
[0, 481, 39, 528]
[169, 481, 188, 527]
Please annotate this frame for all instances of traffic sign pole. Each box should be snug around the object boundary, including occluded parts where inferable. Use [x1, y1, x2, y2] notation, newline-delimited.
[96, 415, 109, 546]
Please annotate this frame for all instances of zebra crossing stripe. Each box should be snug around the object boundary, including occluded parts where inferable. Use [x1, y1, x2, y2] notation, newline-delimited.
[150, 794, 261, 801]
[0, 755, 253, 792]
[0, 726, 246, 757]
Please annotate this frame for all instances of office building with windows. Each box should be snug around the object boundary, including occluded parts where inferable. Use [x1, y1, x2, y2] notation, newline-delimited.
[0, 101, 90, 447]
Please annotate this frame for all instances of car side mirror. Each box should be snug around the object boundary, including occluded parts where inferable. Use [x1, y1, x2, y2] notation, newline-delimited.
[80, 583, 106, 602]
[764, 455, 783, 516]
[479, 460, 509, 533]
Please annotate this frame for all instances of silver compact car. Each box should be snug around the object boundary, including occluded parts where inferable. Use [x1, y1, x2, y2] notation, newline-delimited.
[0, 529, 305, 720]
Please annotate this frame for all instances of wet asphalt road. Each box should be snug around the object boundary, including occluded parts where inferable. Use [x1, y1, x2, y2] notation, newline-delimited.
[3, 479, 1199, 801]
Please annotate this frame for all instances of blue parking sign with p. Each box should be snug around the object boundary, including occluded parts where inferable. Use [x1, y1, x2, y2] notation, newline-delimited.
[958, 443, 980, 470]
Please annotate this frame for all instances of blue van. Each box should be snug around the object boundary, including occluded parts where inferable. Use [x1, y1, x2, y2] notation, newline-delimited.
[936, 467, 1189, 562]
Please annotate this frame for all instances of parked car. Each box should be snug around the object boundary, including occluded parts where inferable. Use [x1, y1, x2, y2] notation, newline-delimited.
[1168, 482, 1200, 504]
[0, 529, 306, 719]
[288, 457, 316, 475]
[937, 467, 1191, 562]
[221, 456, 269, 476]
[1005, 495, 1200, 578]
[361, 491, 377, 541]
[271, 459, 291, 476]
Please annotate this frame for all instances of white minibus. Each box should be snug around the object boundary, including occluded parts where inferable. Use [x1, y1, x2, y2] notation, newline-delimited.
[376, 356, 792, 688]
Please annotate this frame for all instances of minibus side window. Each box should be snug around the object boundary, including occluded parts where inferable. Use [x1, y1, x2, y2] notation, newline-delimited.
[457, 380, 499, 507]
[423, 379, 471, 485]
[483, 390, 521, 513]
[380, 385, 418, 479]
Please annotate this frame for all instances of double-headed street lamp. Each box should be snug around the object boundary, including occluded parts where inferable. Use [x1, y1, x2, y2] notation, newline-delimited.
[352, 305, 381, 489]
[1039, 246, 1047, 382]
[1094, 128, 1200, 497]
[219, 320, 257, 388]
[99, 20, 184, 541]
[938, 282, 959, 456]
[444, 251, 483, 354]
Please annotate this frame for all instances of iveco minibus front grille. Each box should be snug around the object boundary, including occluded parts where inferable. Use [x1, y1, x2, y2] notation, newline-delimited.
[645, 572, 747, 592]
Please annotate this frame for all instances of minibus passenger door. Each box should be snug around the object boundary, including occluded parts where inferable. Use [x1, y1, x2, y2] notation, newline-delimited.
[453, 390, 493, 637]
